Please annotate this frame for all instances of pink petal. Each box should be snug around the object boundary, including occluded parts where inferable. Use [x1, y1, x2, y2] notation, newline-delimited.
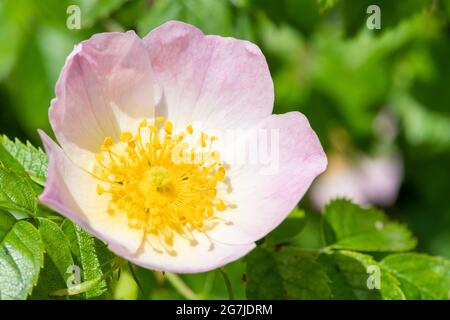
[143, 20, 274, 131]
[112, 231, 255, 274]
[209, 112, 327, 245]
[49, 31, 160, 170]
[310, 153, 403, 209]
[38, 130, 144, 255]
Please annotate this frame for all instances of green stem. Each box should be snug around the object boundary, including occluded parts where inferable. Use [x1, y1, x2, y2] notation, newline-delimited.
[219, 267, 234, 300]
[165, 273, 200, 300]
[202, 271, 216, 298]
[128, 262, 144, 293]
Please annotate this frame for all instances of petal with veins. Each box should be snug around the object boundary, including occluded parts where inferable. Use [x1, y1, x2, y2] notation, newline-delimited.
[208, 112, 327, 245]
[50, 31, 160, 171]
[143, 20, 274, 131]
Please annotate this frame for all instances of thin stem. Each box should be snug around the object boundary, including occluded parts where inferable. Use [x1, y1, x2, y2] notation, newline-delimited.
[165, 272, 200, 300]
[128, 262, 144, 293]
[202, 271, 216, 298]
[219, 267, 234, 300]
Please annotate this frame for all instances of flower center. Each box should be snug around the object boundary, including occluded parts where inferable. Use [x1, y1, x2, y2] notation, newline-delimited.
[93, 117, 228, 246]
[143, 166, 170, 189]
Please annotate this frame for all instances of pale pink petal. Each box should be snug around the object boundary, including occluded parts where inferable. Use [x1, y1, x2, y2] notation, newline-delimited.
[50, 31, 160, 170]
[360, 154, 403, 206]
[310, 167, 365, 209]
[111, 231, 255, 274]
[38, 130, 144, 254]
[209, 112, 327, 245]
[310, 152, 403, 209]
[143, 20, 274, 131]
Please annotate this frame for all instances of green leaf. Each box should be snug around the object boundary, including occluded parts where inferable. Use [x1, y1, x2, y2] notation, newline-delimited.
[38, 218, 74, 280]
[0, 135, 48, 186]
[323, 199, 417, 252]
[322, 250, 406, 300]
[245, 246, 332, 299]
[381, 253, 450, 300]
[31, 255, 69, 300]
[0, 166, 37, 215]
[265, 207, 306, 245]
[0, 220, 43, 300]
[0, 142, 28, 179]
[0, 210, 16, 238]
[32, 218, 74, 299]
[62, 220, 113, 299]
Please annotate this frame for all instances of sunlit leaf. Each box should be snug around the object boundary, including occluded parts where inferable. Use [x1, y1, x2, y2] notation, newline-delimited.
[0, 220, 43, 299]
[323, 199, 416, 252]
[381, 253, 450, 300]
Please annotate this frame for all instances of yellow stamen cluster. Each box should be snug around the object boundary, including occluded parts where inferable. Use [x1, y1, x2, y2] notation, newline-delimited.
[93, 117, 228, 246]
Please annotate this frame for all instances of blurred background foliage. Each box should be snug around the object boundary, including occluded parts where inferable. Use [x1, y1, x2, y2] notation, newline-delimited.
[1, 0, 449, 299]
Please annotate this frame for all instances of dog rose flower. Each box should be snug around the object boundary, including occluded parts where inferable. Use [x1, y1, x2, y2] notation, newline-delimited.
[39, 21, 327, 273]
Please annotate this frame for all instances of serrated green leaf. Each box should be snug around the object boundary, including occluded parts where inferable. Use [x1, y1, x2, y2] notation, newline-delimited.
[62, 220, 113, 299]
[322, 250, 405, 300]
[31, 218, 74, 299]
[245, 246, 332, 299]
[323, 199, 416, 252]
[265, 207, 306, 245]
[0, 166, 37, 215]
[0, 135, 48, 186]
[0, 220, 43, 300]
[39, 218, 74, 279]
[0, 142, 28, 178]
[381, 253, 450, 300]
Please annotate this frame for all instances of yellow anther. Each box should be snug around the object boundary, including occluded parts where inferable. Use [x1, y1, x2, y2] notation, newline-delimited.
[201, 133, 207, 148]
[156, 116, 165, 123]
[164, 121, 173, 134]
[95, 153, 105, 162]
[120, 132, 133, 142]
[216, 200, 226, 211]
[101, 136, 113, 150]
[140, 120, 147, 127]
[216, 168, 226, 181]
[96, 185, 105, 195]
[186, 124, 193, 134]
